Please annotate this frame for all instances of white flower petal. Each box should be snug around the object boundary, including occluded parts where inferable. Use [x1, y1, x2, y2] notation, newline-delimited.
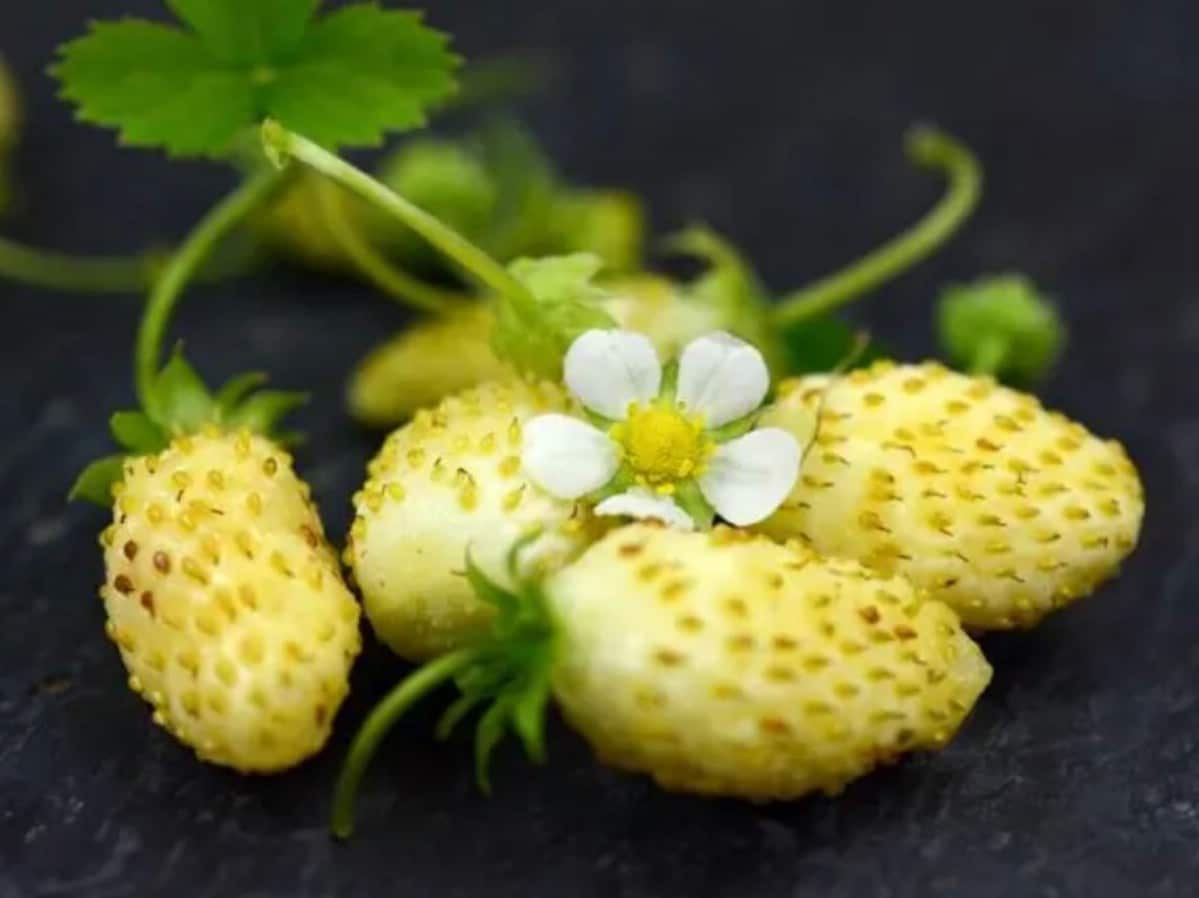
[521, 414, 620, 499]
[698, 428, 801, 526]
[676, 331, 770, 427]
[564, 329, 661, 420]
[595, 488, 695, 531]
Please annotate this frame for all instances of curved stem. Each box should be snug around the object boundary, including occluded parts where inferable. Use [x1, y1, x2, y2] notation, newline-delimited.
[969, 335, 1008, 376]
[135, 169, 286, 411]
[0, 235, 158, 293]
[331, 649, 477, 840]
[263, 121, 537, 316]
[772, 126, 983, 328]
[314, 179, 462, 315]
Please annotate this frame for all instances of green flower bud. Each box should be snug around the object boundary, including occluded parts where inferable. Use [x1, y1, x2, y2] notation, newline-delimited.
[937, 274, 1065, 384]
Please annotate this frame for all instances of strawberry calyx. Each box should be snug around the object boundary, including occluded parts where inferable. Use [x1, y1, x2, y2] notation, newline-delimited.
[70, 346, 308, 506]
[70, 168, 299, 507]
[331, 534, 558, 840]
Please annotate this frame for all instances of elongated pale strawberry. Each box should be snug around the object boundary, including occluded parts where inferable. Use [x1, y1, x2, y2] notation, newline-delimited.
[332, 523, 990, 835]
[347, 379, 596, 660]
[546, 525, 990, 798]
[99, 428, 361, 772]
[347, 303, 510, 428]
[347, 276, 732, 426]
[754, 361, 1144, 629]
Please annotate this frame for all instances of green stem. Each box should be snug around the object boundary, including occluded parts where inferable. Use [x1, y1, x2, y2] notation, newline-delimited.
[0, 235, 158, 293]
[772, 126, 983, 328]
[262, 121, 537, 316]
[331, 649, 477, 840]
[447, 52, 554, 112]
[313, 179, 461, 315]
[135, 169, 285, 411]
[969, 334, 1008, 376]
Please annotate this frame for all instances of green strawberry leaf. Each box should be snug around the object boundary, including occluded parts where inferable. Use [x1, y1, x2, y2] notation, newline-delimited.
[69, 455, 127, 506]
[492, 253, 617, 379]
[53, 0, 459, 157]
[109, 410, 168, 454]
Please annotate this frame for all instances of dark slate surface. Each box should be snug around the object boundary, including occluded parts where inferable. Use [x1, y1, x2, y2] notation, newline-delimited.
[1, 1, 1196, 896]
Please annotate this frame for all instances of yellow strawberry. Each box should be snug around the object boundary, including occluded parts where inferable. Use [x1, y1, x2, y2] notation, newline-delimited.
[331, 524, 990, 835]
[347, 379, 597, 660]
[754, 361, 1144, 629]
[346, 275, 733, 426]
[99, 429, 361, 773]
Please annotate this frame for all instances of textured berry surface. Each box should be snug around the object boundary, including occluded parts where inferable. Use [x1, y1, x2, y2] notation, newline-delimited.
[547, 524, 990, 799]
[755, 361, 1144, 629]
[348, 380, 598, 660]
[100, 431, 361, 773]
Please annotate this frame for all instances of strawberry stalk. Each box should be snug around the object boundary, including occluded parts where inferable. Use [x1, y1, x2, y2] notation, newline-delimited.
[0, 236, 162, 293]
[135, 169, 286, 410]
[330, 648, 477, 839]
[311, 176, 461, 314]
[772, 126, 982, 327]
[263, 121, 538, 318]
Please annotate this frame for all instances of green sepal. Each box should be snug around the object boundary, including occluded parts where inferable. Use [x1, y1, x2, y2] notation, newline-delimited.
[223, 389, 309, 435]
[453, 549, 558, 790]
[72, 346, 306, 506]
[69, 455, 127, 506]
[674, 480, 716, 531]
[492, 253, 617, 380]
[150, 345, 215, 433]
[109, 410, 168, 454]
[706, 411, 758, 445]
[214, 371, 268, 416]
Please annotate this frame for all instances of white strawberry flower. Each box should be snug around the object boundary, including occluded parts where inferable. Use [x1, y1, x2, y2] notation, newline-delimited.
[521, 329, 801, 530]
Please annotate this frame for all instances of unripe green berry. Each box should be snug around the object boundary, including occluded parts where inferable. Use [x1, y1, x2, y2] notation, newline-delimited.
[938, 274, 1065, 384]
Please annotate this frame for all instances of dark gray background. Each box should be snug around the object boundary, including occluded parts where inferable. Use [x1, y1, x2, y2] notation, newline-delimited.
[1, 1, 1196, 896]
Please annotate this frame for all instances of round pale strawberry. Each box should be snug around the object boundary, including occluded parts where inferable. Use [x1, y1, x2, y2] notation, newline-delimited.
[347, 379, 599, 660]
[101, 429, 361, 773]
[754, 361, 1145, 629]
[332, 524, 991, 835]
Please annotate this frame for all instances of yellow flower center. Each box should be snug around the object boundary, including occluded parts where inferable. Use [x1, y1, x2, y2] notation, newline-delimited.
[610, 403, 712, 493]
